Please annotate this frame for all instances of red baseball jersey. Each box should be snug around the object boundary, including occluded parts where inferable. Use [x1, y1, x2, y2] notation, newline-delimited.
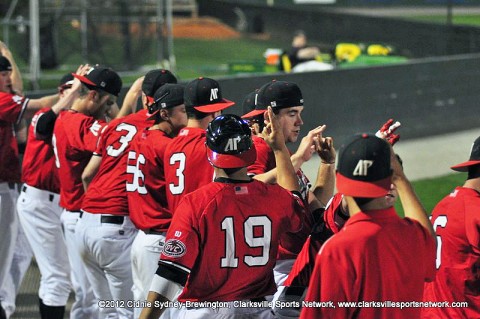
[300, 207, 436, 319]
[284, 193, 345, 288]
[0, 92, 28, 183]
[53, 110, 105, 211]
[422, 187, 480, 318]
[247, 135, 276, 175]
[21, 107, 60, 193]
[82, 110, 150, 215]
[247, 135, 313, 260]
[163, 127, 214, 213]
[127, 127, 172, 231]
[159, 178, 305, 302]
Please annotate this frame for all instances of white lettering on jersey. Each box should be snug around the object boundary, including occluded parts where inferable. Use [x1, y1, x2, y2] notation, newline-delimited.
[210, 88, 219, 101]
[353, 160, 373, 176]
[174, 231, 182, 237]
[224, 136, 241, 152]
[12, 95, 23, 105]
[89, 120, 102, 137]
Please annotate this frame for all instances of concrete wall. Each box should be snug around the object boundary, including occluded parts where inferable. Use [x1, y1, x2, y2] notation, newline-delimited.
[214, 54, 480, 147]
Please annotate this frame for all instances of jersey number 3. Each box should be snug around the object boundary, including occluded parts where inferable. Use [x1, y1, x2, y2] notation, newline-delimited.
[221, 216, 272, 268]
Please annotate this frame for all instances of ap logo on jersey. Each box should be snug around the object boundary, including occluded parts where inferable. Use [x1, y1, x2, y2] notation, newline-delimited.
[163, 239, 187, 258]
[224, 136, 241, 152]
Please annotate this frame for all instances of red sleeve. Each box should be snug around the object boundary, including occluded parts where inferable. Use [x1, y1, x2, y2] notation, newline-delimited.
[465, 203, 480, 255]
[94, 124, 110, 156]
[0, 92, 28, 124]
[160, 196, 199, 272]
[74, 117, 105, 154]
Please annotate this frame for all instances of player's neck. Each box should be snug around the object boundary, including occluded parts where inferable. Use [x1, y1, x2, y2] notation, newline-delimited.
[214, 167, 250, 181]
[463, 178, 480, 192]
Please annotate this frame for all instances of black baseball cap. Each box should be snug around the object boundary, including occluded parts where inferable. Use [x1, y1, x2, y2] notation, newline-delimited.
[59, 73, 74, 86]
[147, 83, 185, 120]
[184, 77, 235, 113]
[336, 133, 392, 198]
[142, 69, 177, 104]
[0, 56, 12, 72]
[242, 80, 303, 118]
[451, 136, 480, 172]
[73, 66, 122, 96]
[241, 90, 258, 118]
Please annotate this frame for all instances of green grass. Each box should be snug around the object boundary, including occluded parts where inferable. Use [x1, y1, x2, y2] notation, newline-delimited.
[402, 15, 480, 26]
[395, 173, 467, 217]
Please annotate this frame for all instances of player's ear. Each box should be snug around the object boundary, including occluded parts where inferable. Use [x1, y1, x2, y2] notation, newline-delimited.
[160, 109, 169, 121]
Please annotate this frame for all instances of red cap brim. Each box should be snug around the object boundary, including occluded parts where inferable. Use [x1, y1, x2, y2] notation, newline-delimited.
[207, 146, 257, 169]
[72, 73, 97, 87]
[146, 96, 155, 105]
[146, 110, 158, 120]
[241, 109, 266, 119]
[336, 172, 391, 198]
[450, 160, 480, 172]
[193, 99, 235, 113]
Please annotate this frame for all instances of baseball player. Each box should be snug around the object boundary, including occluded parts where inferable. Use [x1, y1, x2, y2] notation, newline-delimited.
[76, 69, 177, 319]
[300, 133, 436, 319]
[15, 73, 82, 319]
[127, 83, 187, 318]
[0, 42, 60, 318]
[140, 110, 306, 319]
[274, 119, 402, 319]
[242, 80, 336, 290]
[241, 90, 264, 136]
[422, 136, 480, 318]
[163, 77, 234, 213]
[51, 66, 122, 319]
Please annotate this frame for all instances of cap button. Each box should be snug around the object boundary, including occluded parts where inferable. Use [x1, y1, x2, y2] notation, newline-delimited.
[362, 133, 369, 138]
[199, 76, 204, 80]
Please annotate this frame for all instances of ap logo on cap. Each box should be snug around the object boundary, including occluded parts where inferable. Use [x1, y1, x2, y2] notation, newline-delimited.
[210, 88, 219, 101]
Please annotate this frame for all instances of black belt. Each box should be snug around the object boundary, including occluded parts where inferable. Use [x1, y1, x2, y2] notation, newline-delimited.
[8, 182, 16, 190]
[144, 229, 165, 235]
[101, 215, 124, 225]
[22, 185, 56, 202]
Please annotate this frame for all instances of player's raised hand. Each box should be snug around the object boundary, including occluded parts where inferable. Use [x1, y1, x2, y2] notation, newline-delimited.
[375, 118, 401, 145]
[262, 106, 286, 151]
[315, 134, 336, 165]
[294, 125, 326, 163]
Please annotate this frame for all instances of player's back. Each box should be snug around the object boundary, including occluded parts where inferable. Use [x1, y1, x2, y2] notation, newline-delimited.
[163, 127, 214, 213]
[22, 108, 60, 193]
[164, 179, 304, 302]
[307, 208, 435, 319]
[82, 110, 149, 215]
[127, 127, 172, 231]
[423, 186, 480, 318]
[53, 110, 105, 211]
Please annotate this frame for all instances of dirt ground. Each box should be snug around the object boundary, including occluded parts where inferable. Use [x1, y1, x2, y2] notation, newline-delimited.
[172, 17, 240, 39]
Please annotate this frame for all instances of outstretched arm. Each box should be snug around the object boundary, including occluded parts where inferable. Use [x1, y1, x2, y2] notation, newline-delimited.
[116, 76, 145, 118]
[391, 147, 435, 239]
[262, 106, 299, 192]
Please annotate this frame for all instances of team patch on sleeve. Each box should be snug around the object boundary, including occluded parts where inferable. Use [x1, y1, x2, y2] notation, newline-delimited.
[162, 239, 187, 258]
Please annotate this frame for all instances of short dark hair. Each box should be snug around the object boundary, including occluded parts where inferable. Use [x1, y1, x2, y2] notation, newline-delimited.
[186, 107, 210, 120]
[467, 164, 480, 180]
